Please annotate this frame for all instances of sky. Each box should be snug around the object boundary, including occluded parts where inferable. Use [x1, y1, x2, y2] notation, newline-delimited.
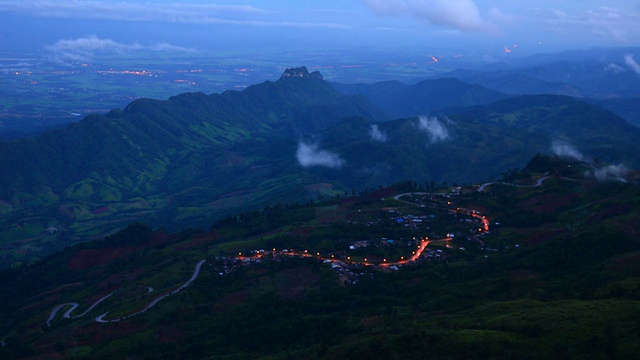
[0, 0, 639, 62]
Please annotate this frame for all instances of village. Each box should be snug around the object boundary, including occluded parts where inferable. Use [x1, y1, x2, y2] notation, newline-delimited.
[205, 187, 505, 285]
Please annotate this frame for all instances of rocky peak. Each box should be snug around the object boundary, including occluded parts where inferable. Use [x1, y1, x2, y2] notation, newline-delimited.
[279, 66, 324, 80]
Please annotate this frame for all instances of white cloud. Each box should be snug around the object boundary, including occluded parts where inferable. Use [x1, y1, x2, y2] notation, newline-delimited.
[0, 1, 349, 29]
[624, 54, 640, 75]
[417, 116, 450, 143]
[369, 124, 388, 142]
[592, 164, 630, 182]
[44, 36, 194, 63]
[551, 140, 586, 162]
[296, 141, 345, 169]
[537, 5, 638, 43]
[361, 0, 499, 33]
[603, 62, 626, 74]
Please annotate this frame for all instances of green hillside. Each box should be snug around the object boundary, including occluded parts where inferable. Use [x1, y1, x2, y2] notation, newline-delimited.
[1, 156, 639, 359]
[297, 95, 640, 190]
[0, 68, 639, 269]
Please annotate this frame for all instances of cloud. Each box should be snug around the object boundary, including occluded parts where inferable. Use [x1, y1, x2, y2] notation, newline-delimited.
[591, 164, 630, 182]
[417, 116, 450, 143]
[624, 54, 640, 75]
[551, 140, 586, 162]
[44, 36, 194, 63]
[538, 5, 638, 43]
[551, 140, 630, 182]
[369, 124, 388, 142]
[603, 62, 626, 74]
[296, 141, 345, 169]
[361, 0, 499, 33]
[0, 1, 349, 29]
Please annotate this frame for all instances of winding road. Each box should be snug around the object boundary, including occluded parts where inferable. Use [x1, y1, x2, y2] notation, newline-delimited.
[46, 290, 120, 326]
[47, 259, 206, 325]
[96, 259, 206, 323]
[477, 176, 549, 192]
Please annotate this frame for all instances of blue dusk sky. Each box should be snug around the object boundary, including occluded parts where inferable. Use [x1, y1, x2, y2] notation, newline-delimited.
[0, 0, 639, 61]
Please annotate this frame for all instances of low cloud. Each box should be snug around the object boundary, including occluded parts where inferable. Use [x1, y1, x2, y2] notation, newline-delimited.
[417, 116, 450, 143]
[604, 62, 626, 74]
[591, 164, 630, 182]
[296, 141, 345, 169]
[551, 140, 586, 162]
[624, 54, 640, 74]
[362, 0, 499, 33]
[551, 140, 630, 182]
[369, 124, 388, 142]
[45, 36, 194, 63]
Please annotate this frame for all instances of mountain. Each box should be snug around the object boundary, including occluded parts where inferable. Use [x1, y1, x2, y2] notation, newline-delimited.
[297, 95, 640, 190]
[443, 70, 586, 97]
[1, 68, 640, 269]
[1, 157, 639, 359]
[588, 96, 640, 127]
[330, 77, 510, 118]
[454, 95, 640, 165]
[0, 67, 383, 266]
[440, 48, 640, 99]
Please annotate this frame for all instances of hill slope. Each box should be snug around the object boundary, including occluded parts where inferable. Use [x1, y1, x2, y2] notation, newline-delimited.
[297, 95, 640, 190]
[1, 157, 639, 359]
[1, 70, 639, 269]
[0, 67, 383, 265]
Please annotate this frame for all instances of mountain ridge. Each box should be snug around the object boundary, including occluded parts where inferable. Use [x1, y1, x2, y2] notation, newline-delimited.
[1, 68, 639, 268]
[331, 77, 511, 118]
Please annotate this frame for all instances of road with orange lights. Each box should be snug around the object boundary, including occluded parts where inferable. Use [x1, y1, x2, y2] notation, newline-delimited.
[239, 234, 455, 268]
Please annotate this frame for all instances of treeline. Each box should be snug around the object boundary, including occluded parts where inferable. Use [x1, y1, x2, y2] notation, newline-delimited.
[212, 202, 316, 235]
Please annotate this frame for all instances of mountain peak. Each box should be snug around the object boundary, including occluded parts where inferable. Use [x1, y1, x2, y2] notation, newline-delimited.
[280, 66, 324, 80]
